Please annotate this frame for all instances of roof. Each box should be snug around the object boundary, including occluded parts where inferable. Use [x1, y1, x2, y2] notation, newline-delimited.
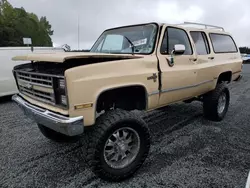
[106, 22, 227, 33]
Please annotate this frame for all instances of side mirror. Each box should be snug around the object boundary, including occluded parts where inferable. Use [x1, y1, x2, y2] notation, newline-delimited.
[172, 44, 185, 55]
[168, 44, 186, 67]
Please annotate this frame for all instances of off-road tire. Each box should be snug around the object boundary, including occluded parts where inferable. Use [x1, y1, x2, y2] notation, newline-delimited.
[37, 124, 78, 142]
[203, 83, 230, 121]
[86, 109, 150, 182]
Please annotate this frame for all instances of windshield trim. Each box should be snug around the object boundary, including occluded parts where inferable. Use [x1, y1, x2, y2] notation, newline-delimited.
[90, 22, 159, 55]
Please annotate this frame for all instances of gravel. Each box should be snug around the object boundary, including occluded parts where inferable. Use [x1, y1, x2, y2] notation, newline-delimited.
[1, 66, 250, 188]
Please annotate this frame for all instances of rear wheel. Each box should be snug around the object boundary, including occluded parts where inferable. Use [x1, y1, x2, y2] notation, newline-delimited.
[37, 124, 78, 142]
[86, 109, 150, 181]
[203, 83, 230, 121]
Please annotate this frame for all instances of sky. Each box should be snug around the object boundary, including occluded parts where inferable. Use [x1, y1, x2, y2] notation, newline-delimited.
[8, 0, 250, 50]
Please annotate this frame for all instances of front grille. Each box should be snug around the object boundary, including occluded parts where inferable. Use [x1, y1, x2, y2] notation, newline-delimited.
[15, 71, 55, 105]
[16, 71, 53, 88]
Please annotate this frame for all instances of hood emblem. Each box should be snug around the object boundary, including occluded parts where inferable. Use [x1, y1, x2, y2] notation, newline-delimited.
[24, 83, 33, 89]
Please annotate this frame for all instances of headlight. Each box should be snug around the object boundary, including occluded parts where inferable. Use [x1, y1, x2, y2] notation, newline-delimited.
[60, 95, 67, 105]
[59, 79, 65, 89]
[56, 78, 67, 106]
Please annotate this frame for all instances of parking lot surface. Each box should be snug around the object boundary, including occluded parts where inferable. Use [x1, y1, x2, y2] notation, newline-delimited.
[1, 66, 250, 188]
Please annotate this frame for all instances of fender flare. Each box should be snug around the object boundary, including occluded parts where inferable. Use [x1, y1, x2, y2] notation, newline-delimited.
[94, 84, 148, 114]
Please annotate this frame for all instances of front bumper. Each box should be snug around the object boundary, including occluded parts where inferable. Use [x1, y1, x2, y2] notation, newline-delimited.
[12, 95, 84, 136]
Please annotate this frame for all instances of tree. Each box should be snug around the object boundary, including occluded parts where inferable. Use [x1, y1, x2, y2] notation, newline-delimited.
[239, 47, 250, 54]
[0, 0, 54, 47]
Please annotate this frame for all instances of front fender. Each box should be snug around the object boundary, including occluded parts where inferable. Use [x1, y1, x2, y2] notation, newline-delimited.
[94, 83, 149, 109]
[67, 82, 149, 126]
[65, 56, 159, 126]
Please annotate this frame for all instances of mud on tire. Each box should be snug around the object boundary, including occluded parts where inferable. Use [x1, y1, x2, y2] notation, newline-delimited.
[86, 109, 150, 182]
[203, 83, 230, 121]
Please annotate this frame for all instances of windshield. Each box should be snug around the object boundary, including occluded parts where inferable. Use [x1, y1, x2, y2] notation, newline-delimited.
[90, 23, 158, 54]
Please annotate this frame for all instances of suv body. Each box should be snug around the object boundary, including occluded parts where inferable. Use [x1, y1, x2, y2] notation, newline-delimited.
[12, 22, 242, 181]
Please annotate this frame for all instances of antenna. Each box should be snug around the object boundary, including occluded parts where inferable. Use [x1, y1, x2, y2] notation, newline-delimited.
[77, 15, 80, 50]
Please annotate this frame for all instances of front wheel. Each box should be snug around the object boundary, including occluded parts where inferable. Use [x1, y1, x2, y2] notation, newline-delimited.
[86, 109, 150, 182]
[203, 83, 230, 121]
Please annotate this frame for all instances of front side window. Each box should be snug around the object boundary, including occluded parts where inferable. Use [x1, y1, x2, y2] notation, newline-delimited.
[91, 23, 158, 54]
[190, 31, 210, 55]
[161, 27, 192, 55]
[209, 33, 238, 53]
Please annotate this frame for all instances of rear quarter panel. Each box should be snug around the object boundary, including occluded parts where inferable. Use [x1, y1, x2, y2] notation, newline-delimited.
[190, 29, 242, 92]
[196, 53, 242, 90]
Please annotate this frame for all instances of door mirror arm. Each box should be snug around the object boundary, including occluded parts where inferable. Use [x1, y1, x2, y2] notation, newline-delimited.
[166, 44, 186, 67]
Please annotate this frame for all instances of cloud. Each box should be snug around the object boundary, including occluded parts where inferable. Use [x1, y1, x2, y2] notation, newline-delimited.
[8, 0, 250, 49]
[157, 3, 203, 23]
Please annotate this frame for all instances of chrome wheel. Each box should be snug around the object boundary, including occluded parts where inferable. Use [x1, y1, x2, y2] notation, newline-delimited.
[103, 127, 140, 169]
[218, 92, 227, 114]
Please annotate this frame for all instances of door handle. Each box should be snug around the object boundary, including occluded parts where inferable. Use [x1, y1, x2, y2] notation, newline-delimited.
[208, 57, 214, 60]
[189, 58, 197, 62]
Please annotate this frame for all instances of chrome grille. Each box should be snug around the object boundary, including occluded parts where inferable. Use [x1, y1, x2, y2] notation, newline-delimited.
[15, 71, 55, 105]
[16, 71, 53, 88]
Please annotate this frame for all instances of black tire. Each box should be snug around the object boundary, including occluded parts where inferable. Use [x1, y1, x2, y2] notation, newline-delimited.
[38, 124, 78, 142]
[203, 83, 230, 121]
[86, 109, 150, 182]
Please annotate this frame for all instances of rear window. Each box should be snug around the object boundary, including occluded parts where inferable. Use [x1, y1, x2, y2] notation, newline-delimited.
[209, 33, 238, 53]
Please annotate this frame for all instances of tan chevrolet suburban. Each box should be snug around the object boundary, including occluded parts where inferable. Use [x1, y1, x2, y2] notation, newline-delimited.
[12, 22, 242, 181]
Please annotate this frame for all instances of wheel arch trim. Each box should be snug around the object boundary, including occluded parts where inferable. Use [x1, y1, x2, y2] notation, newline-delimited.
[94, 84, 149, 118]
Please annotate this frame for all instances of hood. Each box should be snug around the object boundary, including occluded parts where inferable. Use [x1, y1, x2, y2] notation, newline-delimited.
[12, 52, 142, 63]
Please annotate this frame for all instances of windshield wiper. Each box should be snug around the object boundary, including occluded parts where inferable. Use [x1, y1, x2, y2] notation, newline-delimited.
[124, 36, 135, 55]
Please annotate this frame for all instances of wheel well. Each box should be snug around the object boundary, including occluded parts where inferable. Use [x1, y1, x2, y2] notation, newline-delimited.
[96, 86, 147, 113]
[217, 71, 232, 84]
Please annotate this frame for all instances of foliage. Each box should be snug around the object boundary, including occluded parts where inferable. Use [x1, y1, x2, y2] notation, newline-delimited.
[239, 47, 250, 54]
[0, 0, 53, 47]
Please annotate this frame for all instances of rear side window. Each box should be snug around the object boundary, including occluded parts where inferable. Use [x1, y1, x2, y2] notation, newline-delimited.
[209, 33, 238, 53]
[190, 31, 210, 55]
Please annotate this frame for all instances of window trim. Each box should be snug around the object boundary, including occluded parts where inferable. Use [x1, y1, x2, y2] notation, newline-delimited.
[100, 36, 106, 51]
[209, 33, 238, 54]
[160, 26, 193, 55]
[90, 22, 159, 55]
[190, 31, 211, 55]
[202, 32, 210, 54]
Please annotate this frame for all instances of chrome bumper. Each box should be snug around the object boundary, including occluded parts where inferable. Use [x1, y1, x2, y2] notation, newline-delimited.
[12, 95, 84, 136]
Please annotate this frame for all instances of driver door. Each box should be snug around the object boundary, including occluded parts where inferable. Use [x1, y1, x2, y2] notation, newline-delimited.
[157, 26, 198, 106]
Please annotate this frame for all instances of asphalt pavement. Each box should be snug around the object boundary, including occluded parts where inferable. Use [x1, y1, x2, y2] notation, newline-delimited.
[1, 66, 250, 188]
